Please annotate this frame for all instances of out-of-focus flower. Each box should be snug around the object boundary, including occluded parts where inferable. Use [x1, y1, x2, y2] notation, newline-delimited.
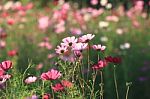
[26, 94, 38, 99]
[36, 63, 43, 70]
[100, 36, 108, 42]
[0, 40, 6, 49]
[61, 36, 77, 47]
[106, 15, 119, 22]
[0, 60, 12, 71]
[47, 54, 55, 59]
[24, 76, 37, 84]
[51, 83, 64, 92]
[92, 44, 106, 51]
[61, 80, 73, 88]
[105, 56, 122, 64]
[120, 42, 131, 50]
[41, 69, 61, 80]
[116, 28, 124, 35]
[99, 21, 109, 28]
[7, 18, 15, 25]
[0, 69, 4, 76]
[100, 0, 108, 6]
[3, 1, 13, 10]
[78, 34, 95, 43]
[38, 42, 52, 50]
[38, 16, 49, 30]
[42, 93, 51, 99]
[55, 45, 68, 54]
[92, 60, 107, 70]
[72, 43, 88, 51]
[74, 50, 82, 58]
[106, 3, 112, 9]
[70, 28, 82, 35]
[7, 49, 18, 57]
[91, 0, 98, 5]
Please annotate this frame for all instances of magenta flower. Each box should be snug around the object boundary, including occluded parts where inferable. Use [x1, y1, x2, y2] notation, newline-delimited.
[92, 44, 106, 51]
[41, 69, 61, 80]
[78, 34, 95, 43]
[61, 36, 77, 47]
[55, 45, 68, 54]
[24, 76, 37, 84]
[72, 43, 88, 51]
[51, 83, 64, 92]
[92, 60, 107, 70]
[0, 60, 12, 71]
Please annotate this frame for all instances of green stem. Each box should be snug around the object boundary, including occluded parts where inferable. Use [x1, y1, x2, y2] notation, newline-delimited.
[51, 82, 54, 99]
[113, 65, 119, 99]
[125, 84, 131, 99]
[87, 44, 90, 80]
[99, 70, 104, 99]
[90, 71, 97, 99]
[42, 81, 45, 96]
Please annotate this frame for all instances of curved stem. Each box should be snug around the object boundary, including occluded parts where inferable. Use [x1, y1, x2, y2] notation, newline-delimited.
[113, 65, 119, 99]
[90, 71, 97, 99]
[125, 85, 130, 99]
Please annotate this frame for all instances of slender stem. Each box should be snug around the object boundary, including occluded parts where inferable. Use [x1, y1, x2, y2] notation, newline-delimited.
[99, 70, 104, 99]
[90, 71, 97, 99]
[87, 44, 90, 80]
[51, 82, 54, 99]
[113, 65, 119, 99]
[125, 86, 129, 99]
[42, 81, 45, 97]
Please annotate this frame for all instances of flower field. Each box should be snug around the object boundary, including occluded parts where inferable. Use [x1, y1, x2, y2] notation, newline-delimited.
[0, 0, 150, 99]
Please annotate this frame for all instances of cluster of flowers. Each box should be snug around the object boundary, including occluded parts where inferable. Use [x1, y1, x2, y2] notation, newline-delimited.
[0, 60, 12, 89]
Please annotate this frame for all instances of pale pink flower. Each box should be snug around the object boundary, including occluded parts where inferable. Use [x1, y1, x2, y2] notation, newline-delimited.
[92, 44, 106, 51]
[91, 0, 98, 5]
[41, 69, 61, 80]
[38, 42, 52, 50]
[61, 36, 77, 47]
[36, 63, 43, 70]
[70, 28, 82, 35]
[24, 76, 37, 84]
[55, 45, 68, 54]
[72, 43, 88, 51]
[106, 15, 119, 22]
[38, 16, 49, 30]
[78, 34, 95, 43]
[0, 40, 6, 49]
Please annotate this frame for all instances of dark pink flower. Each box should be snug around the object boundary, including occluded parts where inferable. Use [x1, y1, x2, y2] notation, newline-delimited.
[7, 50, 18, 57]
[51, 83, 64, 92]
[92, 60, 107, 70]
[42, 93, 51, 99]
[0, 60, 12, 71]
[41, 69, 61, 80]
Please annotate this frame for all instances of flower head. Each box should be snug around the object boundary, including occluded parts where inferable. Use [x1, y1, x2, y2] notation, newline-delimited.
[51, 83, 64, 92]
[92, 44, 106, 51]
[72, 43, 88, 51]
[41, 69, 61, 80]
[61, 36, 77, 47]
[92, 60, 107, 70]
[78, 34, 95, 43]
[24, 76, 37, 84]
[0, 60, 12, 71]
[55, 45, 68, 54]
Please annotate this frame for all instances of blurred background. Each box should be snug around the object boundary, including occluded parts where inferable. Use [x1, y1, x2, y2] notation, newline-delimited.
[0, 0, 150, 99]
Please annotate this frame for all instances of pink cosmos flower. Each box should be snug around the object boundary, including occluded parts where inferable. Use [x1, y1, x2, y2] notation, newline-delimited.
[36, 63, 43, 70]
[91, 0, 98, 5]
[41, 69, 61, 80]
[55, 45, 68, 54]
[24, 76, 37, 84]
[0, 60, 12, 71]
[38, 16, 49, 30]
[92, 60, 107, 70]
[61, 80, 73, 88]
[61, 36, 77, 47]
[51, 83, 64, 92]
[92, 44, 106, 51]
[72, 43, 88, 51]
[106, 15, 119, 22]
[78, 34, 95, 43]
[0, 68, 4, 76]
